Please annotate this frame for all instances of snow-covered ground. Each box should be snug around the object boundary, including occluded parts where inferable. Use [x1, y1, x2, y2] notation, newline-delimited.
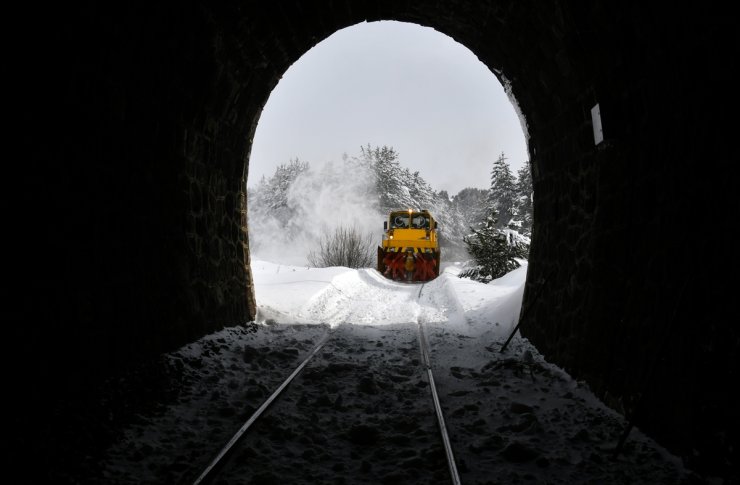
[92, 259, 695, 484]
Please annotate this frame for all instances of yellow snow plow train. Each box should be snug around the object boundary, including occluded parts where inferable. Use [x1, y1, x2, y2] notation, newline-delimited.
[377, 209, 441, 282]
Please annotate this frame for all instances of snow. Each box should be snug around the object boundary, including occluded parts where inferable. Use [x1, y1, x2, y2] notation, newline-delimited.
[91, 258, 697, 484]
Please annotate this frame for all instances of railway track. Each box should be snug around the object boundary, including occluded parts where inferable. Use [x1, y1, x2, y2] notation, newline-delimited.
[92, 265, 692, 484]
[192, 283, 462, 484]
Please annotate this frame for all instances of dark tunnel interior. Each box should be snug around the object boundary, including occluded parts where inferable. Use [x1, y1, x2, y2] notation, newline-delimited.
[8, 1, 737, 480]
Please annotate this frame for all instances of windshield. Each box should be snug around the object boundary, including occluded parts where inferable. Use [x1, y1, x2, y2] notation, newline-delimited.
[391, 213, 429, 229]
[411, 214, 429, 229]
[391, 214, 409, 228]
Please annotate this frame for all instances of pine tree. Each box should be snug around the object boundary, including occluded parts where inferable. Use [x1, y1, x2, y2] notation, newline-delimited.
[353, 143, 469, 260]
[254, 158, 309, 212]
[358, 144, 407, 212]
[408, 170, 435, 210]
[453, 187, 489, 229]
[428, 189, 468, 261]
[459, 153, 527, 282]
[248, 143, 519, 268]
[459, 214, 523, 283]
[489, 152, 517, 229]
[247, 158, 310, 254]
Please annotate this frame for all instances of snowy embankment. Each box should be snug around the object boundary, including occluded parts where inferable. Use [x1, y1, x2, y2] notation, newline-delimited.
[252, 258, 527, 340]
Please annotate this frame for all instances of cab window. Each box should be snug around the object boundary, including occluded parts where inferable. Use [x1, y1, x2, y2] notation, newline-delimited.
[392, 214, 409, 228]
[411, 214, 429, 229]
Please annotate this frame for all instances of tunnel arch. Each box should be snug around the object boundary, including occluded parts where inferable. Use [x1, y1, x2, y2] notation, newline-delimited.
[246, 19, 531, 267]
[15, 1, 736, 479]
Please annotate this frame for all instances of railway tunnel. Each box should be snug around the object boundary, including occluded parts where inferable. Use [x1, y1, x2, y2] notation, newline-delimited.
[11, 1, 736, 480]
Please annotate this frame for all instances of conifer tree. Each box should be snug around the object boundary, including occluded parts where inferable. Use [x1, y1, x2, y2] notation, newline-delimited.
[459, 213, 524, 282]
[354, 143, 469, 260]
[489, 152, 517, 229]
[459, 153, 527, 282]
[453, 187, 489, 229]
[247, 157, 310, 255]
[248, 143, 504, 267]
[358, 144, 406, 212]
[248, 158, 309, 216]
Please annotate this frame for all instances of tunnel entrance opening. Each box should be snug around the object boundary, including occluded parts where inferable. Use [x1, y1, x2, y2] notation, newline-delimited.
[245, 20, 531, 300]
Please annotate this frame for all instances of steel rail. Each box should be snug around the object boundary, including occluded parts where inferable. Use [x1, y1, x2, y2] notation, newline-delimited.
[192, 330, 331, 485]
[416, 284, 462, 485]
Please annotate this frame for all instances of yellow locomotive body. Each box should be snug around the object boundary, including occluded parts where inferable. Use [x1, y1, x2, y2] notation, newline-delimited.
[377, 209, 441, 282]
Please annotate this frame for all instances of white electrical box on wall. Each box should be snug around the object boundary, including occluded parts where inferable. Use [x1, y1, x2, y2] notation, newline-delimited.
[591, 103, 603, 145]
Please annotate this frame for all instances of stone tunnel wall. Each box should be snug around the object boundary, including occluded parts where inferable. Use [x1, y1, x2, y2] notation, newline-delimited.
[13, 3, 265, 410]
[11, 1, 736, 478]
[519, 5, 736, 476]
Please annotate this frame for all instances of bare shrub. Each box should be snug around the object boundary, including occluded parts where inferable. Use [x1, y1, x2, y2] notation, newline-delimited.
[307, 225, 375, 269]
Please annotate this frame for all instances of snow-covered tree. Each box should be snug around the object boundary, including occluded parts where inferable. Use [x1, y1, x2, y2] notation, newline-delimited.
[354, 144, 470, 260]
[249, 158, 309, 215]
[453, 187, 489, 230]
[458, 153, 529, 282]
[248, 145, 528, 268]
[489, 152, 517, 229]
[357, 144, 410, 212]
[459, 213, 527, 283]
[247, 158, 310, 256]
[427, 190, 468, 261]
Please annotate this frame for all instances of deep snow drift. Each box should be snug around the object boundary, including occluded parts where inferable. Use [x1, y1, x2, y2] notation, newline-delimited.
[90, 259, 695, 484]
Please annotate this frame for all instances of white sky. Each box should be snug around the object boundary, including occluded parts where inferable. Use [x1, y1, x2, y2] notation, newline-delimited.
[248, 20, 529, 195]
[97, 259, 691, 483]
